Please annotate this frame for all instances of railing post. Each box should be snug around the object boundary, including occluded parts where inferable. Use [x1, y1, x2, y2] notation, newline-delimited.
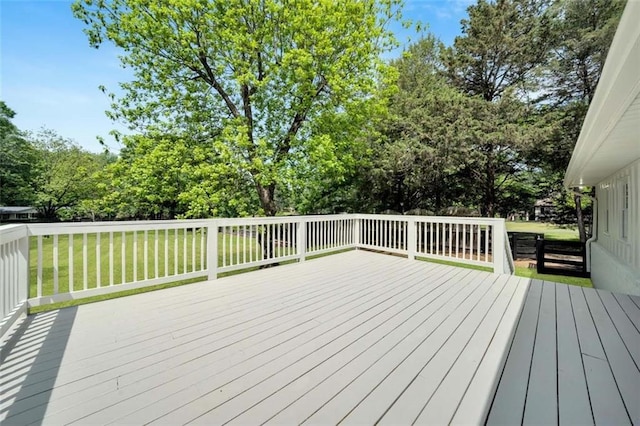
[492, 219, 506, 274]
[407, 217, 417, 260]
[353, 217, 361, 249]
[297, 219, 306, 262]
[207, 221, 218, 280]
[18, 231, 29, 302]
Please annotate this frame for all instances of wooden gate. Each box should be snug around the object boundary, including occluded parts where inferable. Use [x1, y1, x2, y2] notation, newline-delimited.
[536, 239, 590, 278]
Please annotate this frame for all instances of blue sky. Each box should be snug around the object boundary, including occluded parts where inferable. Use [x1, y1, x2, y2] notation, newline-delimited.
[1, 0, 471, 153]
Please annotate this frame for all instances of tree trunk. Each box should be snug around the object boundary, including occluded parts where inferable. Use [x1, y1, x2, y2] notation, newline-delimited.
[574, 190, 587, 242]
[256, 183, 277, 217]
[256, 182, 277, 265]
[482, 144, 496, 218]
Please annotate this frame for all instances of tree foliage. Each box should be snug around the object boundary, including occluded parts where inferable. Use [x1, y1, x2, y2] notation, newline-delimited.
[88, 134, 258, 219]
[365, 36, 474, 214]
[73, 0, 401, 216]
[0, 102, 39, 206]
[29, 129, 103, 219]
[536, 0, 624, 239]
[441, 0, 553, 217]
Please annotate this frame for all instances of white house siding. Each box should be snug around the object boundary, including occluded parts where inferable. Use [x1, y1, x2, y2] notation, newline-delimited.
[594, 158, 640, 295]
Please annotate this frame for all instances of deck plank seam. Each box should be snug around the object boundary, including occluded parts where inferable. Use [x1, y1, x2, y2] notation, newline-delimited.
[520, 280, 544, 425]
[287, 270, 487, 425]
[611, 293, 640, 333]
[594, 290, 640, 372]
[146, 262, 469, 425]
[336, 272, 499, 424]
[567, 283, 596, 425]
[220, 268, 478, 424]
[259, 270, 479, 425]
[69, 259, 457, 424]
[410, 274, 514, 424]
[580, 286, 633, 423]
[3, 259, 437, 421]
[554, 282, 559, 426]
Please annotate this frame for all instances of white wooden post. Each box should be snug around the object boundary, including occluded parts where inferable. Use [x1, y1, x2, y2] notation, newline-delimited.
[407, 217, 417, 260]
[353, 217, 361, 249]
[492, 219, 507, 274]
[18, 232, 29, 302]
[297, 219, 307, 262]
[207, 222, 218, 280]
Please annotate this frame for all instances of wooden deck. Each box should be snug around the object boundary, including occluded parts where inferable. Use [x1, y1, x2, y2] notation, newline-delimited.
[1, 250, 638, 425]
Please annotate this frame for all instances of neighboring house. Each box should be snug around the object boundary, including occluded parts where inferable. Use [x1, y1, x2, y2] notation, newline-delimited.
[564, 0, 640, 296]
[0, 206, 39, 221]
[533, 198, 555, 222]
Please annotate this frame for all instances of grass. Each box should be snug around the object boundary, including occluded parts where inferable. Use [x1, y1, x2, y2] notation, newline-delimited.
[30, 229, 215, 296]
[28, 231, 353, 314]
[416, 256, 592, 287]
[27, 222, 590, 314]
[416, 256, 493, 272]
[505, 221, 592, 286]
[506, 221, 580, 241]
[29, 230, 254, 313]
[514, 266, 592, 287]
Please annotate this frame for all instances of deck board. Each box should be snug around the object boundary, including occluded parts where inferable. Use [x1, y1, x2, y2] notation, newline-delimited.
[2, 250, 638, 425]
[613, 293, 640, 331]
[583, 289, 639, 423]
[486, 279, 542, 425]
[523, 281, 558, 425]
[489, 282, 640, 425]
[555, 283, 593, 425]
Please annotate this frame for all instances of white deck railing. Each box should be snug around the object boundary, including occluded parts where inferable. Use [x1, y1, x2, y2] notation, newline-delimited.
[0, 225, 29, 340]
[0, 214, 512, 339]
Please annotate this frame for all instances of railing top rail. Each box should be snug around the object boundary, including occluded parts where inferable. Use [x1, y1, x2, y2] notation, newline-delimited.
[26, 219, 212, 236]
[354, 214, 505, 224]
[0, 224, 29, 242]
[216, 214, 352, 226]
[24, 213, 505, 236]
[25, 214, 358, 235]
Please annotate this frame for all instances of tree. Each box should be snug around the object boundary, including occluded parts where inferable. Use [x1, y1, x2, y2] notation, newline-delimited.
[29, 129, 102, 219]
[538, 0, 625, 241]
[546, 0, 625, 105]
[89, 133, 258, 219]
[442, 0, 552, 217]
[364, 36, 476, 214]
[0, 102, 40, 206]
[73, 0, 401, 216]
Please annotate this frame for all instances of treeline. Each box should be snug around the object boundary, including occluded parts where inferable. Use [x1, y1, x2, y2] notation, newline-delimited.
[0, 104, 115, 220]
[1, 0, 625, 236]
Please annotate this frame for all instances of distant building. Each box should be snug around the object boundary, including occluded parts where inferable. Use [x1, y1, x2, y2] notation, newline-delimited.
[0, 206, 39, 221]
[533, 198, 555, 222]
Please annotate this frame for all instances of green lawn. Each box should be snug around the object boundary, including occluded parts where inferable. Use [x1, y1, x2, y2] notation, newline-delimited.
[29, 230, 253, 313]
[416, 256, 592, 287]
[28, 231, 350, 313]
[27, 221, 590, 314]
[416, 256, 493, 272]
[506, 221, 580, 241]
[514, 266, 592, 287]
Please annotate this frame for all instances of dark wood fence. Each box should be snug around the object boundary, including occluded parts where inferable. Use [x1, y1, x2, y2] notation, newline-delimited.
[536, 239, 589, 278]
[507, 232, 543, 260]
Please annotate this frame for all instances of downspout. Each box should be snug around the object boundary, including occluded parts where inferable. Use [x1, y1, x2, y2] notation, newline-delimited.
[571, 189, 597, 273]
